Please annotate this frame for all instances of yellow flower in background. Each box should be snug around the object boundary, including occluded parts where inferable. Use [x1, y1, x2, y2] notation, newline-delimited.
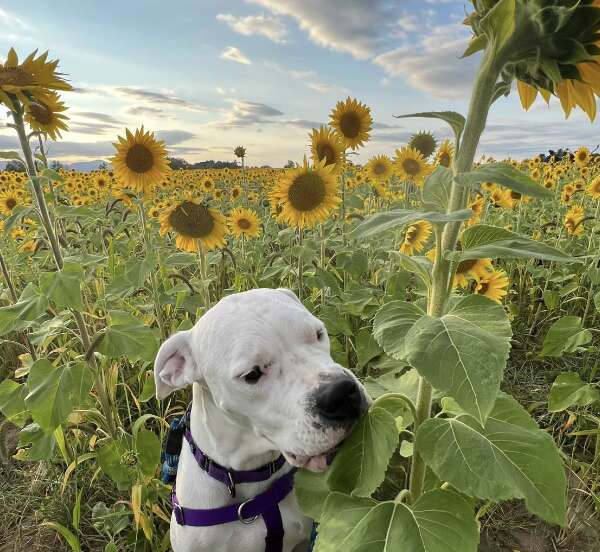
[0, 190, 19, 215]
[474, 270, 509, 304]
[269, 157, 339, 228]
[587, 176, 600, 199]
[111, 127, 170, 195]
[229, 207, 262, 240]
[309, 126, 345, 172]
[435, 140, 454, 168]
[24, 92, 69, 140]
[564, 205, 585, 236]
[575, 146, 591, 167]
[489, 186, 513, 209]
[159, 200, 227, 251]
[365, 155, 393, 182]
[394, 146, 432, 187]
[399, 221, 432, 255]
[0, 47, 73, 111]
[467, 194, 485, 226]
[329, 97, 372, 150]
[454, 258, 493, 288]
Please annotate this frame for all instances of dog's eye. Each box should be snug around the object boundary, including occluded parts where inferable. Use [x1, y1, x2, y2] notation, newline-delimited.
[243, 365, 263, 384]
[316, 328, 324, 341]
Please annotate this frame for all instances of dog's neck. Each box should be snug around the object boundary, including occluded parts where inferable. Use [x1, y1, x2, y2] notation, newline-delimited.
[190, 382, 281, 471]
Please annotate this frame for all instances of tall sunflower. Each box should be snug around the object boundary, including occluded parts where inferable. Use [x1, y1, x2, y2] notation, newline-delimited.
[329, 97, 372, 150]
[474, 270, 509, 304]
[309, 126, 344, 171]
[269, 157, 339, 228]
[564, 205, 585, 236]
[435, 140, 454, 168]
[111, 127, 170, 195]
[24, 92, 69, 140]
[366, 155, 393, 182]
[400, 221, 432, 255]
[229, 207, 262, 240]
[0, 48, 73, 111]
[159, 200, 227, 251]
[394, 146, 432, 187]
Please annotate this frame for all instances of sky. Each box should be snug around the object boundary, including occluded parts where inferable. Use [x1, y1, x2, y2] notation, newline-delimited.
[0, 0, 598, 167]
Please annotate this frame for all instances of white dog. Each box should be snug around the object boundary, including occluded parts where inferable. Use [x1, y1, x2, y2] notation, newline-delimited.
[154, 288, 369, 552]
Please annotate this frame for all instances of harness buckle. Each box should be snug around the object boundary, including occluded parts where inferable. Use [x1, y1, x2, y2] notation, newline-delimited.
[237, 499, 259, 524]
[226, 472, 237, 498]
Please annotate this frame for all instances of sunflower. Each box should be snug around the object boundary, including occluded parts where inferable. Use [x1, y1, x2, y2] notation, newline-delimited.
[587, 176, 600, 199]
[489, 186, 514, 209]
[0, 190, 19, 215]
[0, 48, 72, 111]
[269, 157, 339, 228]
[329, 97, 372, 150]
[159, 200, 227, 252]
[23, 92, 69, 140]
[474, 270, 509, 304]
[564, 205, 585, 236]
[394, 146, 432, 187]
[409, 131, 437, 159]
[365, 155, 393, 182]
[111, 127, 170, 195]
[454, 258, 493, 288]
[467, 195, 485, 226]
[201, 178, 214, 193]
[310, 126, 344, 171]
[575, 146, 591, 167]
[435, 140, 454, 168]
[231, 186, 241, 201]
[229, 207, 262, 240]
[399, 221, 432, 256]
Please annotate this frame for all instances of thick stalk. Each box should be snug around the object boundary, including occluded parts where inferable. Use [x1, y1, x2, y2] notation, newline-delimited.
[409, 52, 502, 501]
[12, 106, 117, 437]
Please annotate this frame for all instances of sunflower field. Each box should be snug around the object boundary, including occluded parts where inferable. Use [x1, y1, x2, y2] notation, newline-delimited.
[3, 2, 600, 551]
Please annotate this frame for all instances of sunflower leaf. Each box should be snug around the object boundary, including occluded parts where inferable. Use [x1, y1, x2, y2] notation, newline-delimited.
[351, 209, 472, 239]
[415, 393, 566, 526]
[548, 372, 600, 412]
[446, 224, 575, 263]
[455, 163, 552, 199]
[541, 316, 592, 357]
[422, 166, 453, 211]
[393, 111, 466, 145]
[462, 34, 488, 58]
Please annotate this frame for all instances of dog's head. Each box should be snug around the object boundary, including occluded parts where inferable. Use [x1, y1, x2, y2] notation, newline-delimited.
[154, 288, 370, 472]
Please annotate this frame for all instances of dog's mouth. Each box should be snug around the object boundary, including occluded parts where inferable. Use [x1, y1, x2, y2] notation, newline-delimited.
[284, 440, 344, 473]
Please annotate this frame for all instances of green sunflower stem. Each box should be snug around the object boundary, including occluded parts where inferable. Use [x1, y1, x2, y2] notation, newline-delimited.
[408, 51, 502, 502]
[12, 105, 118, 438]
[297, 227, 304, 302]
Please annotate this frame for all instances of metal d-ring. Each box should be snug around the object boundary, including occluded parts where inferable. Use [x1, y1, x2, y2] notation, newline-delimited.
[237, 499, 259, 524]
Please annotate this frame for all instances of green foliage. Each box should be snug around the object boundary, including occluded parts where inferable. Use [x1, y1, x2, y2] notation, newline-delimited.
[548, 372, 600, 412]
[541, 316, 593, 357]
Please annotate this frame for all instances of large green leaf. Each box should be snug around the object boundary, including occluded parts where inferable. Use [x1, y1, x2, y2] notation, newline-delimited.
[18, 422, 56, 461]
[25, 359, 75, 432]
[388, 252, 432, 289]
[416, 393, 566, 526]
[135, 430, 161, 477]
[315, 489, 478, 552]
[548, 372, 600, 412]
[422, 166, 453, 212]
[393, 111, 466, 145]
[97, 437, 135, 490]
[294, 470, 330, 522]
[373, 301, 426, 361]
[446, 224, 574, 263]
[351, 209, 472, 240]
[326, 405, 399, 497]
[97, 311, 159, 363]
[39, 265, 85, 310]
[541, 316, 592, 357]
[404, 294, 511, 424]
[0, 284, 49, 336]
[0, 379, 28, 427]
[455, 163, 552, 199]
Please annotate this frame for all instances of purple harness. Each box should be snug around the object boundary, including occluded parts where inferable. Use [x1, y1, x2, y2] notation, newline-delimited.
[171, 429, 296, 552]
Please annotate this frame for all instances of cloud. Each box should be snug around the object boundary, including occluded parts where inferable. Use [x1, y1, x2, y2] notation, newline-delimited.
[74, 112, 122, 125]
[221, 46, 252, 65]
[285, 118, 326, 129]
[111, 87, 205, 112]
[247, 0, 400, 59]
[219, 100, 283, 127]
[265, 62, 347, 95]
[69, 122, 121, 135]
[217, 13, 287, 43]
[126, 106, 167, 117]
[0, 7, 31, 31]
[373, 24, 479, 99]
[156, 130, 194, 145]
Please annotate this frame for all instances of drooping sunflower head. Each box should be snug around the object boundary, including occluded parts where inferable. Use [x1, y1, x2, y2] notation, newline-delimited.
[408, 131, 437, 159]
[435, 140, 454, 168]
[454, 257, 493, 288]
[329, 97, 372, 150]
[366, 155, 393, 182]
[234, 146, 246, 159]
[111, 127, 170, 196]
[24, 91, 69, 140]
[474, 269, 509, 304]
[229, 207, 262, 240]
[399, 220, 432, 256]
[159, 200, 227, 251]
[394, 146, 433, 187]
[309, 126, 345, 171]
[269, 157, 340, 228]
[564, 205, 585, 235]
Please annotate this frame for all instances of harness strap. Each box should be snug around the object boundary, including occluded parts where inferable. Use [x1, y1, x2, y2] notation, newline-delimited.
[184, 429, 286, 496]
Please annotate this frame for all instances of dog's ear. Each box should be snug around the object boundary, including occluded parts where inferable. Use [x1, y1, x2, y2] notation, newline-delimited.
[277, 288, 302, 304]
[154, 330, 198, 400]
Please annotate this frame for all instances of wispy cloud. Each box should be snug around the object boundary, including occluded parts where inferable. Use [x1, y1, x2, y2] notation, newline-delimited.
[0, 7, 32, 31]
[221, 46, 252, 65]
[217, 13, 288, 43]
[218, 100, 283, 127]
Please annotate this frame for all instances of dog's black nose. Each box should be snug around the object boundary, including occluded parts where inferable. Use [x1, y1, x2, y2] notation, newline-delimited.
[315, 377, 363, 423]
